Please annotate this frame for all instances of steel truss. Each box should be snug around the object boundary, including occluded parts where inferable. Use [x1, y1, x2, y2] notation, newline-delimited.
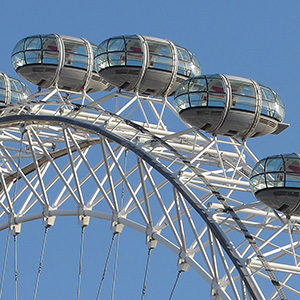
[0, 88, 298, 299]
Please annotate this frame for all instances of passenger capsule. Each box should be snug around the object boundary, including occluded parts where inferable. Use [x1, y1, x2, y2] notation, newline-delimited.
[11, 34, 110, 93]
[94, 35, 201, 97]
[0, 72, 31, 105]
[250, 154, 300, 216]
[174, 75, 288, 139]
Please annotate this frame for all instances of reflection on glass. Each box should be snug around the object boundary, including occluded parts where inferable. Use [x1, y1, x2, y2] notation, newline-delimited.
[230, 80, 256, 112]
[175, 81, 189, 97]
[149, 55, 172, 71]
[12, 40, 24, 54]
[207, 77, 224, 93]
[250, 154, 300, 192]
[12, 35, 91, 70]
[190, 93, 207, 107]
[108, 39, 125, 52]
[25, 38, 41, 50]
[12, 53, 25, 69]
[189, 78, 206, 93]
[174, 94, 189, 112]
[95, 35, 201, 77]
[266, 157, 284, 172]
[0, 74, 31, 104]
[0, 90, 5, 102]
[286, 173, 300, 188]
[266, 172, 283, 188]
[250, 174, 266, 192]
[208, 93, 225, 107]
[25, 51, 42, 64]
[127, 54, 143, 66]
[108, 52, 125, 66]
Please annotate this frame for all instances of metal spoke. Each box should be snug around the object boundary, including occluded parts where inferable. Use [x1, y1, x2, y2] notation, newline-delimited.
[0, 83, 296, 300]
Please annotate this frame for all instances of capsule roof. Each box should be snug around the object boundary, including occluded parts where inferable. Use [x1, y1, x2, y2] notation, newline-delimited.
[11, 34, 110, 93]
[0, 72, 31, 105]
[250, 153, 300, 216]
[94, 35, 201, 97]
[174, 74, 288, 139]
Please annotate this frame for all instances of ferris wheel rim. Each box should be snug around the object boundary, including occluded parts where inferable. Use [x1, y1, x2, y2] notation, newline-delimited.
[0, 114, 265, 300]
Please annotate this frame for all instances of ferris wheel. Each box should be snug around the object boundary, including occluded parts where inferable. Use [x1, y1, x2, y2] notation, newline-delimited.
[0, 33, 298, 300]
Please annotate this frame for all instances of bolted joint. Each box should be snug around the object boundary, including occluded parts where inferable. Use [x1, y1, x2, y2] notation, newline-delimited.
[9, 213, 21, 236]
[42, 209, 56, 228]
[78, 215, 90, 228]
[111, 211, 124, 234]
[111, 220, 124, 234]
[43, 216, 56, 228]
[146, 235, 157, 250]
[78, 206, 90, 228]
[19, 122, 27, 135]
[177, 257, 189, 272]
[145, 225, 160, 249]
[10, 224, 21, 236]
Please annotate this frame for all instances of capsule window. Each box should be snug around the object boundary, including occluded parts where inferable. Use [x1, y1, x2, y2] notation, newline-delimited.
[265, 157, 284, 173]
[250, 174, 267, 192]
[274, 94, 285, 121]
[10, 91, 18, 103]
[125, 37, 141, 53]
[12, 40, 25, 55]
[230, 80, 256, 112]
[25, 51, 42, 64]
[286, 173, 300, 188]
[108, 38, 125, 52]
[177, 61, 189, 76]
[0, 90, 5, 103]
[126, 53, 143, 66]
[190, 93, 207, 107]
[25, 37, 41, 50]
[266, 172, 284, 188]
[43, 51, 59, 64]
[177, 47, 191, 62]
[96, 54, 109, 69]
[189, 78, 206, 93]
[207, 77, 226, 107]
[64, 40, 87, 56]
[207, 77, 224, 93]
[149, 56, 172, 71]
[261, 86, 274, 101]
[148, 40, 172, 71]
[108, 52, 125, 66]
[0, 77, 5, 103]
[175, 80, 189, 98]
[251, 159, 266, 176]
[42, 37, 59, 65]
[174, 94, 189, 112]
[12, 52, 25, 69]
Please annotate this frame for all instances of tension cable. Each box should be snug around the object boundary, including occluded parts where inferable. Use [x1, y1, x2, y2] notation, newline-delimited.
[33, 226, 49, 300]
[169, 270, 183, 300]
[0, 231, 10, 299]
[96, 232, 117, 300]
[140, 247, 152, 300]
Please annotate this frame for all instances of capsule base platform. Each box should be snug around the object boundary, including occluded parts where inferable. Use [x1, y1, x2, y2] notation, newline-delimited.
[255, 188, 300, 216]
[100, 67, 186, 96]
[179, 107, 278, 138]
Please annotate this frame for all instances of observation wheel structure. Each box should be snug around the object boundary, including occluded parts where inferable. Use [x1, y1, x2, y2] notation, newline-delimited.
[0, 33, 298, 300]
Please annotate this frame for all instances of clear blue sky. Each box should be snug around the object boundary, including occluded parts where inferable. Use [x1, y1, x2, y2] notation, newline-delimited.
[0, 0, 300, 299]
